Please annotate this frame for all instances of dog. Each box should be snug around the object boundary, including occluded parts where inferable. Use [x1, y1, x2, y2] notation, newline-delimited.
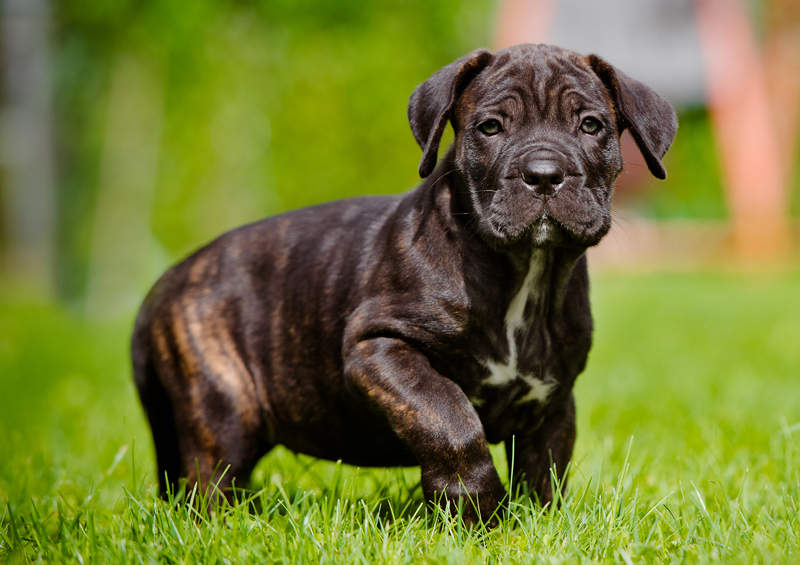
[132, 43, 677, 523]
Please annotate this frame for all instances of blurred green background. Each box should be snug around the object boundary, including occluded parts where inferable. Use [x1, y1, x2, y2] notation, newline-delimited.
[25, 0, 499, 308]
[3, 0, 796, 312]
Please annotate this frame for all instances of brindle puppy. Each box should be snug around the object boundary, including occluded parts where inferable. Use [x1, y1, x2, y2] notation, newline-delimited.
[132, 44, 677, 523]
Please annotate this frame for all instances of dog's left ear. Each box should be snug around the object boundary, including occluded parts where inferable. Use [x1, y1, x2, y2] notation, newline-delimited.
[587, 54, 678, 179]
[409, 49, 494, 178]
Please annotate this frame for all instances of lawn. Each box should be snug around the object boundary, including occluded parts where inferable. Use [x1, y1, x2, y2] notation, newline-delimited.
[1, 270, 798, 563]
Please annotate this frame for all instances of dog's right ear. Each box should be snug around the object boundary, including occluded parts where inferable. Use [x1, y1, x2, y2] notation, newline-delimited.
[408, 49, 493, 178]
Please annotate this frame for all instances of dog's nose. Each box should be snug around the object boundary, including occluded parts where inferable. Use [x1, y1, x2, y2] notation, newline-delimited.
[520, 156, 565, 195]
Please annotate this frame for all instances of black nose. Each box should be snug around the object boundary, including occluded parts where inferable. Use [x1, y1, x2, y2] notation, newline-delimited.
[521, 155, 566, 195]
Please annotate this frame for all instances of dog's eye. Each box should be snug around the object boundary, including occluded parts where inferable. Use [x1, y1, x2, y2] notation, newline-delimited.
[477, 119, 503, 136]
[580, 117, 602, 135]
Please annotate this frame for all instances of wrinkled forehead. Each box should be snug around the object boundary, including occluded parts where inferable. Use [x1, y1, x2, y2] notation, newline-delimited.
[458, 45, 613, 122]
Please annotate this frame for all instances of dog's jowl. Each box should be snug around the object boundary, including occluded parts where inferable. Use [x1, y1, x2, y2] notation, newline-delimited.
[132, 44, 677, 523]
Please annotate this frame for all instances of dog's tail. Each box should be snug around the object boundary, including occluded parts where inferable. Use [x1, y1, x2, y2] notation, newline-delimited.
[131, 300, 182, 499]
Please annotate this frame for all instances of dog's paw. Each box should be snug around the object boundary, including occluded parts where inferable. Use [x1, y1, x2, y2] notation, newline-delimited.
[423, 462, 507, 527]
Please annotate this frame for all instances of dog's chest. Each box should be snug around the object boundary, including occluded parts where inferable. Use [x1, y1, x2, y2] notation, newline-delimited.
[469, 249, 558, 409]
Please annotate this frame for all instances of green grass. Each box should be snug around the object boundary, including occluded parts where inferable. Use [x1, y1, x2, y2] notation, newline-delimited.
[1, 270, 799, 563]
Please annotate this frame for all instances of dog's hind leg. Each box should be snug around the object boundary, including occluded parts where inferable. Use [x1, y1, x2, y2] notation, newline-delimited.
[132, 350, 183, 498]
[133, 305, 270, 504]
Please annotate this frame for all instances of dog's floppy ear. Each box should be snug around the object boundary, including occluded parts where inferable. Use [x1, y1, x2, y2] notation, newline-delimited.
[409, 49, 494, 178]
[587, 55, 678, 179]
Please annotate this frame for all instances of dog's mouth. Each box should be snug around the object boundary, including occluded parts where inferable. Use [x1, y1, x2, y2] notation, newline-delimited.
[482, 174, 612, 248]
[529, 215, 566, 246]
[486, 203, 608, 248]
[487, 212, 567, 247]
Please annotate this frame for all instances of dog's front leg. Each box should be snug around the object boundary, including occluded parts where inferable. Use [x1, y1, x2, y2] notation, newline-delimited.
[505, 393, 576, 507]
[344, 337, 506, 524]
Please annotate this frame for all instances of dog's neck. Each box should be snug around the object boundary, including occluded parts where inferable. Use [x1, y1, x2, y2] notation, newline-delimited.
[506, 244, 585, 317]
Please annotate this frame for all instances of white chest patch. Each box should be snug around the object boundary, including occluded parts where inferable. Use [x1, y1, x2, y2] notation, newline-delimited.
[479, 249, 557, 405]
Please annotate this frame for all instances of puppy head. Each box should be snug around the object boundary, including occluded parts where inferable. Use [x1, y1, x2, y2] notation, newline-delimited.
[408, 44, 677, 248]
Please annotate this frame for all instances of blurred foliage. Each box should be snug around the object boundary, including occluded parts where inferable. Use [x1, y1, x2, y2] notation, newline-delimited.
[632, 107, 727, 219]
[47, 0, 797, 303]
[51, 0, 493, 302]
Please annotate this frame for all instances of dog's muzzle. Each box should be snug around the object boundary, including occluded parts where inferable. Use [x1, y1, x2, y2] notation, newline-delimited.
[519, 148, 569, 196]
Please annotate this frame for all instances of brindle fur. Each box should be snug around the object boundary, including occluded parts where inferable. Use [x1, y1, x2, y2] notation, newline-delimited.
[132, 44, 677, 523]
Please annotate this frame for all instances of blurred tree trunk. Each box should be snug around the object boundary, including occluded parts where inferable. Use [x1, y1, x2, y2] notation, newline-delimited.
[697, 0, 792, 262]
[0, 0, 56, 294]
[85, 53, 167, 318]
[764, 0, 800, 208]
